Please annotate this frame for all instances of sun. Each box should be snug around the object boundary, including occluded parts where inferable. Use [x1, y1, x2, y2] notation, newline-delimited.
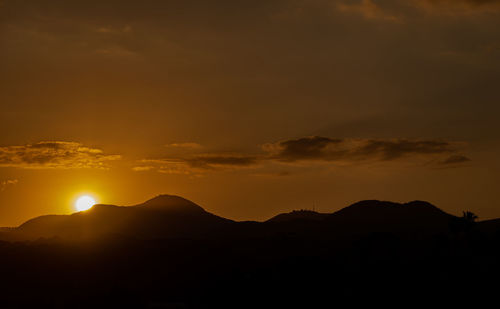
[75, 195, 96, 211]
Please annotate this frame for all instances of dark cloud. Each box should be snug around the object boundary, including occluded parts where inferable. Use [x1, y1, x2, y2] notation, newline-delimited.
[0, 141, 121, 169]
[439, 154, 472, 165]
[253, 171, 292, 177]
[185, 155, 258, 169]
[136, 136, 469, 174]
[2, 0, 500, 151]
[264, 136, 464, 164]
[354, 139, 455, 160]
[263, 136, 343, 162]
[134, 154, 259, 175]
[418, 0, 500, 12]
[337, 0, 404, 22]
[433, 0, 500, 6]
[336, 0, 500, 21]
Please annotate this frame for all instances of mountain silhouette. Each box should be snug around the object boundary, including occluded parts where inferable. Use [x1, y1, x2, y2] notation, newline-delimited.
[5, 195, 233, 241]
[0, 196, 472, 242]
[325, 200, 456, 235]
[1, 195, 500, 307]
[267, 209, 329, 223]
[131, 194, 207, 213]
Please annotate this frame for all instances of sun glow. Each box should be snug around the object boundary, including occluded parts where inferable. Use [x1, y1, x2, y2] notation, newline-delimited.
[75, 195, 96, 211]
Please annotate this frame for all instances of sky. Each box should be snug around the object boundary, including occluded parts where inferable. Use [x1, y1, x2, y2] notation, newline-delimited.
[1, 0, 500, 226]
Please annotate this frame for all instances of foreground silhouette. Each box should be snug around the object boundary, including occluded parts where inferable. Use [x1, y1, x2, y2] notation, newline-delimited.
[0, 195, 499, 307]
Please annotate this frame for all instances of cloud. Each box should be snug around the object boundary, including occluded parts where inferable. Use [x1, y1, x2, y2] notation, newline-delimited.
[0, 179, 18, 192]
[131, 166, 155, 172]
[134, 154, 259, 175]
[251, 171, 292, 177]
[184, 155, 259, 169]
[0, 141, 121, 169]
[133, 159, 192, 175]
[336, 0, 500, 20]
[94, 46, 137, 57]
[425, 0, 500, 7]
[263, 136, 466, 164]
[416, 0, 500, 14]
[263, 136, 343, 162]
[439, 154, 471, 165]
[95, 25, 132, 34]
[165, 142, 203, 150]
[337, 0, 403, 22]
[137, 136, 470, 174]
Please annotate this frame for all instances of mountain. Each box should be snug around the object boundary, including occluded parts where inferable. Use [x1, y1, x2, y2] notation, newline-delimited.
[266, 209, 329, 223]
[3, 195, 233, 241]
[258, 200, 459, 240]
[130, 194, 206, 213]
[477, 218, 500, 234]
[1, 196, 499, 308]
[326, 200, 457, 235]
[0, 196, 483, 242]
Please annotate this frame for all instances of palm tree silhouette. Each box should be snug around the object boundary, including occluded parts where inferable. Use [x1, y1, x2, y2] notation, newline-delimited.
[462, 211, 478, 223]
[459, 211, 479, 239]
[450, 211, 479, 236]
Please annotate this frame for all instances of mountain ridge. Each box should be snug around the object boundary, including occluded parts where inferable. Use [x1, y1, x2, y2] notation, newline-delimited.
[0, 195, 493, 242]
[7, 195, 232, 241]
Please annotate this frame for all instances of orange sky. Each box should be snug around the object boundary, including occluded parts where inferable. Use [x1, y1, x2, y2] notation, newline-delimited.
[1, 0, 500, 226]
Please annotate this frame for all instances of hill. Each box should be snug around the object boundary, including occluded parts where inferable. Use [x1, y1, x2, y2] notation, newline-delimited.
[0, 196, 475, 242]
[3, 195, 233, 241]
[326, 200, 457, 235]
[266, 209, 329, 223]
[0, 196, 500, 307]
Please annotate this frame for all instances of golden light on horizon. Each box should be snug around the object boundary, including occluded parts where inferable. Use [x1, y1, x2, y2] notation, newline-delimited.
[75, 195, 96, 211]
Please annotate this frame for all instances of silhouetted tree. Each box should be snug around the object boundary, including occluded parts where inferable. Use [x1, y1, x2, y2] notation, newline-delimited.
[462, 211, 478, 223]
[456, 210, 480, 248]
[450, 211, 479, 237]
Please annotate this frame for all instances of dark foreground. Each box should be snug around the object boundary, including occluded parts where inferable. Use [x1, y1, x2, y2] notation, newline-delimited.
[0, 196, 499, 308]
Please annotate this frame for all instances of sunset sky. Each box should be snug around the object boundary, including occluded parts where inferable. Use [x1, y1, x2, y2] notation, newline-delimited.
[1, 0, 500, 226]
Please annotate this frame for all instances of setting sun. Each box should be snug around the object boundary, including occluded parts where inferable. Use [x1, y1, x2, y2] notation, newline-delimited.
[75, 195, 96, 211]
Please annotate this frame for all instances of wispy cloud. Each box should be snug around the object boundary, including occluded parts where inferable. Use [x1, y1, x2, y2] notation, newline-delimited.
[263, 136, 464, 163]
[165, 142, 203, 150]
[337, 0, 403, 22]
[0, 179, 18, 192]
[94, 46, 137, 57]
[134, 154, 259, 175]
[439, 154, 472, 165]
[95, 25, 132, 34]
[131, 166, 155, 172]
[337, 0, 500, 20]
[184, 155, 258, 169]
[0, 141, 121, 169]
[416, 0, 500, 14]
[134, 136, 470, 174]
